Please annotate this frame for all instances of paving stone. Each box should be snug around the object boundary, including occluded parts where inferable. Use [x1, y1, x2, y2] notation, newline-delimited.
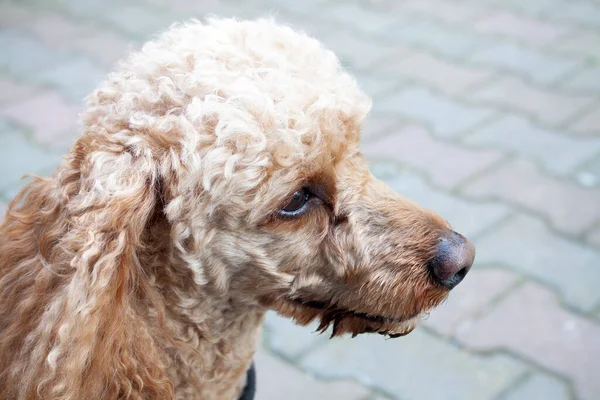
[586, 226, 600, 247]
[319, 29, 412, 72]
[396, 0, 484, 24]
[464, 115, 600, 175]
[0, 91, 80, 146]
[471, 43, 582, 84]
[455, 282, 600, 400]
[569, 107, 600, 136]
[264, 311, 328, 359]
[386, 20, 490, 59]
[26, 12, 93, 51]
[361, 116, 399, 140]
[102, 4, 172, 39]
[561, 66, 600, 94]
[369, 159, 407, 181]
[0, 77, 39, 106]
[32, 57, 108, 103]
[58, 0, 118, 19]
[263, 0, 331, 18]
[0, 30, 70, 77]
[375, 88, 497, 137]
[322, 2, 406, 36]
[545, 1, 600, 28]
[380, 52, 494, 95]
[424, 268, 520, 337]
[71, 29, 137, 67]
[384, 170, 512, 238]
[463, 159, 600, 235]
[0, 125, 62, 195]
[159, 0, 247, 16]
[555, 30, 600, 60]
[0, 2, 36, 29]
[496, 0, 564, 18]
[363, 124, 505, 189]
[354, 74, 400, 100]
[473, 10, 570, 46]
[470, 76, 594, 126]
[254, 346, 370, 400]
[472, 214, 600, 311]
[299, 329, 529, 400]
[502, 373, 571, 400]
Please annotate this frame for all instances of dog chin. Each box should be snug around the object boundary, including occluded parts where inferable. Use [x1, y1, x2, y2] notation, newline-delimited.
[269, 297, 426, 339]
[319, 311, 422, 339]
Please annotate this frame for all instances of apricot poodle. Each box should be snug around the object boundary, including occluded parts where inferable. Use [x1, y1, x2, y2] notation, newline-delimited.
[0, 18, 475, 400]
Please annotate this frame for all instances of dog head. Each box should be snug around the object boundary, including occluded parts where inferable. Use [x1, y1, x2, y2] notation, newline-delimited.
[79, 18, 474, 339]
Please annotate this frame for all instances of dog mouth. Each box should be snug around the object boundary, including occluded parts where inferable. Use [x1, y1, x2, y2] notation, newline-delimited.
[288, 298, 421, 339]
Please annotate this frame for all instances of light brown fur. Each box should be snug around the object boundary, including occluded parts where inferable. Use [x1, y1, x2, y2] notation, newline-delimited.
[0, 18, 455, 399]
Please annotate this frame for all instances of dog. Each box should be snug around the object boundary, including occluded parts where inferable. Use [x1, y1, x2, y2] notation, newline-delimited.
[0, 18, 475, 399]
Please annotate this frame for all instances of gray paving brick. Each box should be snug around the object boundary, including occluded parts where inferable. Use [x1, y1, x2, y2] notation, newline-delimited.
[0, 77, 39, 106]
[386, 20, 491, 59]
[263, 0, 331, 18]
[32, 57, 108, 103]
[462, 160, 600, 235]
[375, 88, 497, 137]
[58, 0, 118, 19]
[0, 30, 70, 77]
[469, 76, 594, 126]
[497, 0, 563, 18]
[0, 2, 36, 30]
[0, 91, 81, 147]
[355, 74, 401, 100]
[555, 30, 600, 60]
[71, 29, 137, 67]
[0, 123, 62, 195]
[424, 268, 520, 337]
[299, 329, 529, 400]
[561, 66, 600, 94]
[102, 4, 172, 39]
[463, 115, 600, 175]
[546, 1, 600, 28]
[502, 373, 570, 400]
[396, 0, 485, 24]
[456, 282, 600, 400]
[471, 43, 582, 84]
[363, 124, 505, 189]
[26, 12, 92, 51]
[322, 2, 406, 36]
[254, 345, 371, 400]
[473, 10, 571, 47]
[264, 311, 327, 359]
[380, 52, 494, 95]
[384, 170, 512, 238]
[586, 226, 600, 247]
[472, 214, 600, 311]
[319, 29, 412, 72]
[361, 117, 399, 141]
[569, 106, 600, 136]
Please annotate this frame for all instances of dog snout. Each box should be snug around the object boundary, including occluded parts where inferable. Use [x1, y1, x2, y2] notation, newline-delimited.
[428, 230, 475, 289]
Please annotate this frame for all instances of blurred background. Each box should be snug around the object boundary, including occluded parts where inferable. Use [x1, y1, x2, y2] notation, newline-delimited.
[0, 0, 599, 399]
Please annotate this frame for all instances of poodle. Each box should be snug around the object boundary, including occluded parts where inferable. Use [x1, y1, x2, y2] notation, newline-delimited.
[0, 18, 475, 400]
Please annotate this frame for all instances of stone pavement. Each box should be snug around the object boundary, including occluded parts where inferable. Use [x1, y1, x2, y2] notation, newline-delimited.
[1, 0, 599, 398]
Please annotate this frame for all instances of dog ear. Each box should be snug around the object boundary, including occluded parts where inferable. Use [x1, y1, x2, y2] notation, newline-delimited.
[42, 146, 175, 398]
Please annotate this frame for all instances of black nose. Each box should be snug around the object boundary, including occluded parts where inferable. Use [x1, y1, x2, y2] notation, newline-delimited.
[429, 230, 475, 289]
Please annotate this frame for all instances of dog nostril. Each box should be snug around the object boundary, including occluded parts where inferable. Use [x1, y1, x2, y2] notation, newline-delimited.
[429, 231, 475, 289]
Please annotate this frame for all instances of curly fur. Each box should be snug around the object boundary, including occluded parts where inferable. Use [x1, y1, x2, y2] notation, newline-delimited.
[0, 18, 457, 399]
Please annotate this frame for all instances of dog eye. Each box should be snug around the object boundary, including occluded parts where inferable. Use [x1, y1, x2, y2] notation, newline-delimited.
[281, 188, 311, 214]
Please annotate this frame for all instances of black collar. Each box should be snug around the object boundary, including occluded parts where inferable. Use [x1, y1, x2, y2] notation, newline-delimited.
[238, 361, 256, 400]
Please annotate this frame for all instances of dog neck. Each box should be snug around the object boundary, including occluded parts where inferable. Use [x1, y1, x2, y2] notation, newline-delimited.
[142, 219, 265, 399]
